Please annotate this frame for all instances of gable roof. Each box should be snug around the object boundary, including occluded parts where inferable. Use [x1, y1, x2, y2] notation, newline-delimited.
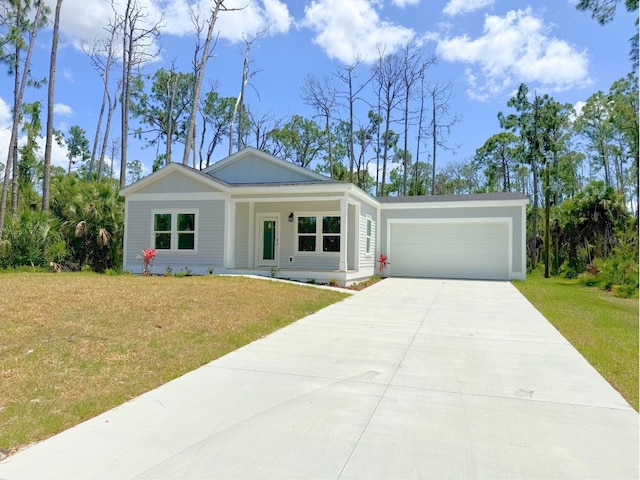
[119, 162, 230, 196]
[202, 147, 332, 184]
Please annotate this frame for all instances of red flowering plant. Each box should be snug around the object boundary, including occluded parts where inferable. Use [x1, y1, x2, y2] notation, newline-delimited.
[137, 248, 157, 276]
[378, 253, 389, 274]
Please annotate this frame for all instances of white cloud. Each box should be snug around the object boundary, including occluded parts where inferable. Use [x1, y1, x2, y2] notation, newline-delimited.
[303, 0, 415, 64]
[48, 0, 291, 59]
[54, 103, 73, 116]
[443, 0, 495, 16]
[0, 96, 69, 173]
[436, 8, 590, 100]
[571, 100, 585, 120]
[0, 97, 11, 171]
[392, 0, 420, 7]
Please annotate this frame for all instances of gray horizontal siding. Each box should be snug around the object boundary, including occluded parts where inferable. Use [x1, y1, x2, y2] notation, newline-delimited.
[138, 172, 218, 194]
[359, 215, 375, 269]
[287, 254, 340, 270]
[214, 156, 318, 183]
[234, 203, 250, 268]
[125, 199, 225, 274]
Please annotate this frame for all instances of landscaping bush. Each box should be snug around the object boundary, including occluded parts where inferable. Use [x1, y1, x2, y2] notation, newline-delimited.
[0, 209, 67, 268]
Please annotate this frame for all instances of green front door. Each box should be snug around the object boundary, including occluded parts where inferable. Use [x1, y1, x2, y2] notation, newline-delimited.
[263, 220, 276, 261]
[258, 216, 278, 267]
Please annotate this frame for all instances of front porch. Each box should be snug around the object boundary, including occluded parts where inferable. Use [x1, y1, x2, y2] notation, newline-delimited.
[227, 196, 364, 276]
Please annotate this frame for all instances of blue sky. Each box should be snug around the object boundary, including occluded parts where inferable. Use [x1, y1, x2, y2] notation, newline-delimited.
[0, 0, 636, 181]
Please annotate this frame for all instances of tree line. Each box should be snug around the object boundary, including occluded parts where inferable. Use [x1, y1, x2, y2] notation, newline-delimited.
[0, 0, 637, 295]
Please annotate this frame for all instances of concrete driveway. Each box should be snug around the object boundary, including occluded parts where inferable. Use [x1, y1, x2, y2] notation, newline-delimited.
[0, 278, 637, 479]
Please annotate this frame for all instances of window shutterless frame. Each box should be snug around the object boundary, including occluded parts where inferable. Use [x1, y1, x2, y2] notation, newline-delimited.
[151, 209, 198, 252]
[294, 212, 340, 254]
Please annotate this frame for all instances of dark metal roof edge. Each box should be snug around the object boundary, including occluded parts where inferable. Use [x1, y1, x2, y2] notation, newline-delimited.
[377, 192, 529, 203]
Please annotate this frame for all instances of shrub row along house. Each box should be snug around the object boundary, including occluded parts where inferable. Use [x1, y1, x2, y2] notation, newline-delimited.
[121, 147, 527, 285]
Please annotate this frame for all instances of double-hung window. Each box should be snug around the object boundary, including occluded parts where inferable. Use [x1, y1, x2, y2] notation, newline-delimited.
[296, 214, 340, 253]
[152, 210, 197, 251]
[297, 216, 317, 252]
[365, 217, 372, 255]
[322, 216, 340, 252]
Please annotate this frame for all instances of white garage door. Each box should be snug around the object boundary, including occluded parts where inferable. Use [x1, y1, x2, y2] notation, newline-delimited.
[389, 222, 509, 280]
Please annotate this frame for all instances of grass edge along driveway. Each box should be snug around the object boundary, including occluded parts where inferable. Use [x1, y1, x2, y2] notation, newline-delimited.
[0, 273, 349, 455]
[514, 274, 638, 411]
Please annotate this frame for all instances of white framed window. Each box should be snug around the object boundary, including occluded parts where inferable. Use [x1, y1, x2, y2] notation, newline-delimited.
[296, 213, 340, 253]
[152, 209, 198, 251]
[366, 217, 372, 255]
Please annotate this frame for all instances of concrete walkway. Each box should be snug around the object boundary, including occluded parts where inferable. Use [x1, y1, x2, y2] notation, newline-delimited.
[0, 278, 637, 479]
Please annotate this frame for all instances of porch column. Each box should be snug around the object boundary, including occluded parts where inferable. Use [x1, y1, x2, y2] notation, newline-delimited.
[226, 200, 236, 269]
[339, 197, 348, 271]
[248, 202, 255, 267]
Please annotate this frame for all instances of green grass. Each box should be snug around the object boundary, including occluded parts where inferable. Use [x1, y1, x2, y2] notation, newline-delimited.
[0, 273, 349, 455]
[513, 273, 639, 410]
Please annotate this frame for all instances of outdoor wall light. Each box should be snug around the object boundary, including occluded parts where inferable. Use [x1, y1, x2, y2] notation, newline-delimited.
[288, 212, 294, 222]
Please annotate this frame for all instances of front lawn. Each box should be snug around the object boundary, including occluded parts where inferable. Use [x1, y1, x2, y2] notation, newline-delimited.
[0, 273, 348, 455]
[513, 273, 638, 410]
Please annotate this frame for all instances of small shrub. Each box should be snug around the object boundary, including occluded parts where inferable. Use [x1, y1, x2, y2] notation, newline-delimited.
[328, 278, 338, 286]
[270, 266, 279, 278]
[175, 271, 188, 278]
[208, 266, 215, 275]
[577, 272, 600, 287]
[104, 268, 120, 276]
[306, 278, 316, 284]
[164, 266, 173, 276]
[612, 284, 639, 298]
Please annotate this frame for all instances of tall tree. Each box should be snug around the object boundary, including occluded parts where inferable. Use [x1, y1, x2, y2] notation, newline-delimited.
[302, 75, 339, 178]
[42, 0, 63, 211]
[182, 1, 244, 166]
[609, 72, 639, 215]
[118, 0, 162, 188]
[64, 126, 91, 174]
[499, 84, 544, 267]
[427, 80, 460, 195]
[229, 31, 263, 156]
[574, 91, 615, 186]
[398, 44, 434, 195]
[0, 0, 49, 240]
[18, 101, 42, 207]
[334, 58, 370, 184]
[268, 115, 324, 168]
[130, 67, 195, 166]
[474, 132, 519, 192]
[199, 90, 235, 168]
[244, 107, 282, 153]
[372, 51, 404, 197]
[82, 9, 119, 180]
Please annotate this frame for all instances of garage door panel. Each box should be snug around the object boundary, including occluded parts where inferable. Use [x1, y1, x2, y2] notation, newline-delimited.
[389, 222, 509, 280]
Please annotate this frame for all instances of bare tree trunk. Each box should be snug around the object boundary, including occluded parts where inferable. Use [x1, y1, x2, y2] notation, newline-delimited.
[43, 0, 63, 211]
[184, 1, 232, 165]
[120, 0, 132, 188]
[414, 71, 425, 196]
[118, 0, 161, 185]
[431, 89, 436, 195]
[0, 1, 46, 239]
[99, 82, 120, 181]
[85, 18, 117, 180]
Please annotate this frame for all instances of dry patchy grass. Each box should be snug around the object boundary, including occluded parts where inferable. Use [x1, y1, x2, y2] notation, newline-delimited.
[0, 273, 348, 454]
